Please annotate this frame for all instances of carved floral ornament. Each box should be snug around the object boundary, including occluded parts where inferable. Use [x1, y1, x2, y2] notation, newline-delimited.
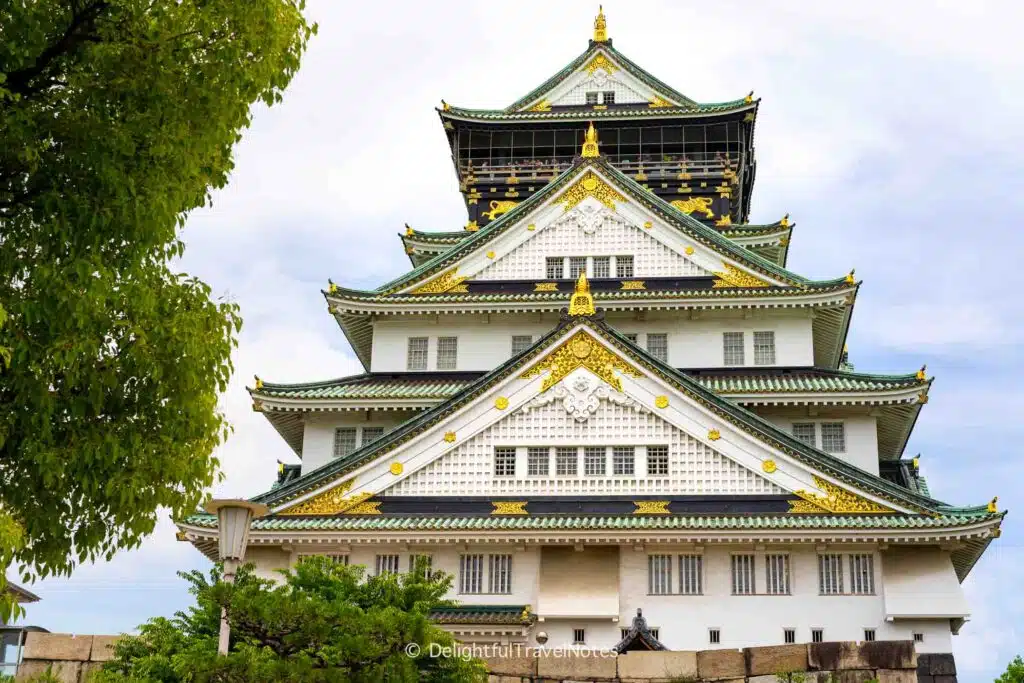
[278, 480, 381, 516]
[520, 373, 650, 423]
[519, 330, 643, 393]
[561, 171, 626, 212]
[789, 476, 895, 514]
[410, 268, 468, 295]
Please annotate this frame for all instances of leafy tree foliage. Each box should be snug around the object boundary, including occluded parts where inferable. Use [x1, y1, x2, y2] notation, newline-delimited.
[96, 558, 487, 683]
[997, 656, 1024, 683]
[0, 0, 314, 611]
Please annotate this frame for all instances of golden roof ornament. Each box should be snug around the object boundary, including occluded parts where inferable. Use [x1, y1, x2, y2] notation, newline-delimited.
[581, 122, 600, 158]
[568, 272, 596, 316]
[441, 99, 450, 112]
[988, 496, 998, 513]
[328, 279, 338, 294]
[254, 375, 263, 390]
[780, 214, 790, 228]
[916, 365, 927, 381]
[405, 223, 414, 236]
[745, 91, 754, 104]
[593, 5, 608, 42]
[845, 269, 856, 285]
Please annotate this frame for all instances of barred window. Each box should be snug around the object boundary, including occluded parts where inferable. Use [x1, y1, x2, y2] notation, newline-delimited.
[333, 428, 357, 459]
[584, 447, 606, 476]
[864, 629, 876, 642]
[375, 554, 400, 576]
[623, 333, 638, 344]
[573, 628, 586, 644]
[436, 336, 458, 370]
[298, 552, 349, 565]
[753, 331, 776, 365]
[616, 255, 634, 278]
[646, 333, 668, 362]
[569, 256, 587, 278]
[585, 91, 599, 105]
[821, 422, 846, 453]
[494, 447, 516, 477]
[407, 337, 428, 370]
[593, 256, 611, 278]
[361, 427, 384, 446]
[731, 554, 755, 595]
[784, 628, 796, 644]
[527, 447, 549, 476]
[489, 554, 513, 594]
[612, 446, 634, 476]
[555, 447, 578, 476]
[648, 554, 673, 595]
[765, 554, 791, 595]
[723, 332, 745, 366]
[849, 554, 875, 594]
[913, 632, 924, 643]
[792, 423, 816, 447]
[818, 554, 844, 595]
[679, 555, 703, 595]
[511, 335, 533, 356]
[408, 554, 432, 578]
[602, 91, 615, 104]
[709, 628, 721, 645]
[812, 628, 824, 643]
[545, 257, 564, 279]
[460, 554, 484, 593]
[646, 446, 669, 476]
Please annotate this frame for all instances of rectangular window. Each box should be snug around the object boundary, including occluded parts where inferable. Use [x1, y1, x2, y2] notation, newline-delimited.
[436, 336, 458, 370]
[812, 628, 824, 644]
[913, 632, 924, 643]
[333, 428, 357, 459]
[527, 447, 549, 476]
[615, 255, 634, 278]
[408, 554, 432, 578]
[849, 554, 875, 594]
[765, 554, 791, 595]
[489, 554, 513, 594]
[784, 628, 796, 644]
[573, 628, 586, 644]
[650, 628, 659, 640]
[592, 256, 611, 278]
[375, 554, 400, 576]
[648, 554, 673, 595]
[407, 337, 428, 371]
[569, 256, 587, 278]
[546, 257, 564, 279]
[612, 446, 635, 476]
[555, 447, 578, 476]
[621, 628, 629, 640]
[731, 554, 756, 595]
[298, 553, 349, 565]
[361, 427, 385, 446]
[792, 423, 816, 447]
[818, 554, 844, 595]
[723, 332, 745, 366]
[646, 446, 669, 477]
[584, 447, 606, 476]
[494, 447, 516, 477]
[821, 423, 847, 453]
[679, 555, 703, 595]
[623, 333, 638, 344]
[709, 628, 721, 645]
[602, 91, 615, 104]
[585, 91, 599, 105]
[753, 331, 776, 365]
[646, 333, 668, 362]
[864, 629, 876, 642]
[511, 335, 533, 356]
[459, 554, 484, 594]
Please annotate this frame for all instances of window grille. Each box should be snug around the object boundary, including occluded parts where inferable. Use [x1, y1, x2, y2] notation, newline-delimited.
[408, 554, 432, 578]
[556, 447, 578, 476]
[602, 91, 615, 104]
[812, 629, 824, 643]
[527, 447, 549, 476]
[621, 628, 629, 640]
[593, 256, 611, 278]
[333, 428, 357, 458]
[612, 446, 635, 475]
[407, 337, 428, 370]
[623, 333, 638, 343]
[913, 632, 924, 643]
[709, 629, 721, 645]
[494, 447, 516, 477]
[489, 554, 513, 594]
[753, 331, 776, 365]
[731, 554, 755, 595]
[375, 554, 400, 576]
[436, 336, 458, 370]
[511, 335, 533, 356]
[585, 91, 599, 105]
[646, 333, 668, 362]
[765, 554, 791, 595]
[648, 554, 673, 595]
[569, 256, 587, 278]
[679, 555, 703, 595]
[784, 628, 796, 644]
[545, 257, 564, 279]
[646, 446, 669, 476]
[818, 554, 844, 595]
[460, 554, 484, 593]
[584, 447, 606, 476]
[864, 629, 876, 642]
[298, 553, 349, 565]
[615, 255, 634, 278]
[650, 628, 659, 640]
[723, 332, 745, 366]
[849, 554, 874, 594]
[573, 628, 586, 644]
[792, 423, 816, 447]
[821, 423, 846, 453]
[361, 427, 384, 446]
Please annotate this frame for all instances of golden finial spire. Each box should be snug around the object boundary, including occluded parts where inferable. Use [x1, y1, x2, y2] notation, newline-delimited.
[593, 5, 608, 42]
[568, 272, 595, 316]
[581, 122, 600, 158]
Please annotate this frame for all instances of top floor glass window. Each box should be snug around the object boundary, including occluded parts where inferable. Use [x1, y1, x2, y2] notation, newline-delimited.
[585, 91, 599, 105]
[407, 337, 428, 371]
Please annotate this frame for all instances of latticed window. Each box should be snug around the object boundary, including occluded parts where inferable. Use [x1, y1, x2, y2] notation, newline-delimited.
[375, 554, 400, 576]
[569, 256, 587, 278]
[460, 554, 484, 593]
[494, 447, 516, 477]
[545, 257, 564, 279]
[593, 256, 611, 278]
[333, 428, 357, 458]
[612, 446, 634, 475]
[821, 423, 846, 453]
[436, 336, 458, 370]
[361, 427, 384, 446]
[556, 447, 577, 476]
[527, 447, 549, 476]
[585, 91, 599, 105]
[753, 331, 776, 365]
[646, 446, 669, 476]
[849, 554, 875, 594]
[615, 255, 634, 278]
[646, 333, 668, 362]
[602, 91, 615, 104]
[648, 554, 673, 595]
[584, 447, 606, 476]
[818, 554, 844, 595]
[793, 423, 816, 447]
[765, 554, 791, 595]
[408, 554, 432, 578]
[731, 554, 755, 594]
[511, 335, 533, 356]
[407, 337, 428, 370]
[723, 332, 745, 366]
[489, 554, 513, 594]
[680, 555, 703, 595]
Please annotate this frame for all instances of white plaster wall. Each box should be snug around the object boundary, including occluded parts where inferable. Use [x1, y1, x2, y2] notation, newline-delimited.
[882, 547, 969, 618]
[246, 546, 292, 582]
[301, 411, 415, 475]
[760, 412, 879, 475]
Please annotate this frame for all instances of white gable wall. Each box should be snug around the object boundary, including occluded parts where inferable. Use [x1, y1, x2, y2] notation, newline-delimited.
[537, 51, 662, 107]
[302, 411, 417, 475]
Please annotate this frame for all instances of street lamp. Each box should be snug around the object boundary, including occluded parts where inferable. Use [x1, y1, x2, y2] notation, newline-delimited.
[204, 499, 268, 656]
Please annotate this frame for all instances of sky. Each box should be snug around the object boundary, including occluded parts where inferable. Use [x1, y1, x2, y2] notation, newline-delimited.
[16, 1, 1024, 680]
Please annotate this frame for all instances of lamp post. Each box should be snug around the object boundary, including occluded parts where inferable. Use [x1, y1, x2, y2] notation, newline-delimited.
[204, 499, 268, 656]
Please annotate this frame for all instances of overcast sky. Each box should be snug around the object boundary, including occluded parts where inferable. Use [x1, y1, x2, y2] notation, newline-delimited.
[18, 1, 1024, 680]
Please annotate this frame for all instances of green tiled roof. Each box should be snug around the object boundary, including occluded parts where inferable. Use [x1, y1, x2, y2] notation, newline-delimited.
[442, 102, 753, 123]
[401, 230, 466, 246]
[259, 374, 474, 401]
[430, 605, 533, 625]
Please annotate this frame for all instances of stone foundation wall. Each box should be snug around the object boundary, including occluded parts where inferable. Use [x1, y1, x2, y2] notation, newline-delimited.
[14, 633, 117, 682]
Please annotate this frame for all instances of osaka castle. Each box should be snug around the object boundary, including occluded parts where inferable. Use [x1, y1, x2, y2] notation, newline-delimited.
[179, 8, 1002, 657]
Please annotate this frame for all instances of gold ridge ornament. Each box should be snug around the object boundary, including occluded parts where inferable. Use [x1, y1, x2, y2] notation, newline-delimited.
[789, 476, 894, 514]
[561, 171, 626, 212]
[520, 329, 643, 393]
[581, 122, 601, 158]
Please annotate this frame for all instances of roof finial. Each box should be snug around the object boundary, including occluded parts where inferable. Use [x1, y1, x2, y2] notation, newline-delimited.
[254, 375, 264, 390]
[405, 223, 414, 236]
[568, 272, 595, 316]
[988, 496, 999, 513]
[593, 5, 608, 42]
[581, 122, 600, 158]
[780, 213, 790, 228]
[916, 364, 927, 381]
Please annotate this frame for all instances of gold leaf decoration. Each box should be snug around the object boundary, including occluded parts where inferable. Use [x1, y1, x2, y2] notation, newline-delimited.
[534, 282, 558, 292]
[465, 220, 478, 231]
[789, 476, 894, 514]
[568, 273, 595, 316]
[344, 495, 382, 515]
[707, 429, 721, 441]
[670, 197, 715, 219]
[486, 250, 496, 259]
[494, 396, 509, 410]
[279, 480, 365, 516]
[584, 53, 617, 75]
[654, 395, 669, 409]
[482, 200, 519, 220]
[643, 221, 652, 229]
[711, 263, 771, 289]
[561, 171, 626, 212]
[528, 99, 552, 112]
[492, 501, 528, 515]
[620, 280, 645, 290]
[633, 500, 670, 515]
[715, 215, 732, 227]
[685, 246, 695, 255]
[519, 330, 643, 393]
[648, 95, 673, 108]
[389, 462, 404, 475]
[411, 268, 469, 295]
[581, 122, 600, 158]
[443, 431, 456, 443]
[762, 460, 777, 473]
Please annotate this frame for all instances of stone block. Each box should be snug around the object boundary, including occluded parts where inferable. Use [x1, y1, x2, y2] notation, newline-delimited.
[876, 669, 918, 683]
[744, 644, 810, 676]
[536, 650, 617, 680]
[487, 676, 525, 683]
[22, 632, 94, 662]
[89, 635, 120, 662]
[808, 641, 916, 671]
[918, 653, 957, 675]
[484, 653, 537, 677]
[618, 650, 697, 679]
[15, 660, 82, 683]
[836, 670, 876, 683]
[933, 676, 957, 683]
[748, 675, 781, 683]
[696, 649, 745, 680]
